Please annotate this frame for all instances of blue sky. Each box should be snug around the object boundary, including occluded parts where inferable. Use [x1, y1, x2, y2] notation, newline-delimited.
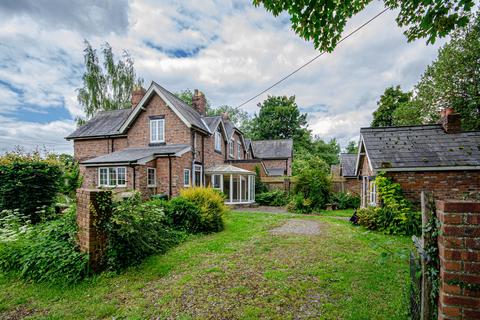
[0, 0, 445, 154]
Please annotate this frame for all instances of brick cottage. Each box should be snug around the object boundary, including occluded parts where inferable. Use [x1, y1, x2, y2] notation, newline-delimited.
[66, 81, 293, 204]
[355, 110, 480, 208]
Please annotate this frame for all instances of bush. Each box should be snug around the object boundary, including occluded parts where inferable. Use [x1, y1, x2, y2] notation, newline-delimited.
[179, 187, 227, 233]
[0, 206, 89, 284]
[356, 173, 421, 236]
[0, 152, 62, 223]
[331, 192, 360, 209]
[105, 193, 186, 271]
[163, 197, 202, 233]
[255, 190, 288, 206]
[290, 157, 330, 213]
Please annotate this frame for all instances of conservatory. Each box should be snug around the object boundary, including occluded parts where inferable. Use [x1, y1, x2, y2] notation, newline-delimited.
[204, 165, 255, 204]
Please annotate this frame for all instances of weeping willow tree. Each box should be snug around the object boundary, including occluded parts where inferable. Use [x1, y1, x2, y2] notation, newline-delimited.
[76, 40, 143, 125]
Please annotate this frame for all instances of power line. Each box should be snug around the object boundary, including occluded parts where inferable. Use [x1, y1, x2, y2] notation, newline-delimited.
[235, 8, 389, 109]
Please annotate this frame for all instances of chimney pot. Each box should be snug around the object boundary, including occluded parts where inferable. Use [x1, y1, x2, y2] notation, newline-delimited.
[192, 89, 206, 115]
[439, 107, 461, 134]
[131, 86, 146, 109]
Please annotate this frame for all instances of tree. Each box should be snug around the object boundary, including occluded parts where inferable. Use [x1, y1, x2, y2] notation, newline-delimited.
[249, 95, 311, 150]
[413, 14, 480, 130]
[371, 86, 412, 127]
[253, 0, 476, 52]
[76, 41, 143, 125]
[345, 141, 359, 154]
[207, 105, 251, 131]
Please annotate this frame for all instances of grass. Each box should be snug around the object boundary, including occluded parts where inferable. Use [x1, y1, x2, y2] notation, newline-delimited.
[0, 210, 412, 319]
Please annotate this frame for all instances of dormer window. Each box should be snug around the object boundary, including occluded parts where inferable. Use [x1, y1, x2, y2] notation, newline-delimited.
[214, 128, 222, 151]
[150, 117, 165, 143]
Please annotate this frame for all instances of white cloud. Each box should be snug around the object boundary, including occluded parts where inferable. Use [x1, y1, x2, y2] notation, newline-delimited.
[0, 0, 445, 153]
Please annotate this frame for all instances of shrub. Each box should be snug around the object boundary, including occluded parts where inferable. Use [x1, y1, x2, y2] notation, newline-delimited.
[0, 205, 89, 284]
[105, 193, 186, 271]
[163, 197, 202, 233]
[255, 190, 288, 206]
[0, 152, 62, 223]
[254, 166, 268, 194]
[290, 157, 330, 213]
[287, 193, 314, 214]
[331, 192, 360, 209]
[356, 173, 421, 236]
[179, 187, 227, 233]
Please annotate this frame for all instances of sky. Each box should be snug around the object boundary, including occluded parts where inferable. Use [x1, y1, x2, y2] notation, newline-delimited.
[0, 0, 446, 154]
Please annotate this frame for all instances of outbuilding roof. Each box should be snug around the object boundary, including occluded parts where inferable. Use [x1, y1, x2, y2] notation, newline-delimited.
[251, 139, 293, 159]
[339, 153, 357, 177]
[81, 144, 190, 166]
[360, 124, 480, 171]
[205, 164, 254, 175]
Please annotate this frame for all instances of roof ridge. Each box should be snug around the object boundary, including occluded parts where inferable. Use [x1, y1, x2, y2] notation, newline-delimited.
[360, 124, 441, 131]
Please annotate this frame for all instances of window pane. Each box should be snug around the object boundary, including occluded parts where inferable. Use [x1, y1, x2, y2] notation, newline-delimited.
[213, 175, 221, 189]
[184, 169, 190, 186]
[99, 168, 108, 186]
[109, 168, 116, 186]
[117, 167, 126, 186]
[158, 120, 164, 142]
[147, 168, 155, 186]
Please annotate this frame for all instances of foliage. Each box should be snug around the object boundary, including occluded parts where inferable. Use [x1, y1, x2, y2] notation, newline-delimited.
[290, 157, 331, 213]
[254, 166, 268, 194]
[0, 206, 89, 284]
[371, 85, 413, 127]
[76, 41, 144, 124]
[255, 190, 288, 206]
[175, 88, 211, 110]
[413, 14, 480, 130]
[423, 211, 441, 318]
[163, 197, 202, 233]
[47, 153, 82, 198]
[207, 105, 251, 131]
[105, 193, 186, 271]
[253, 0, 476, 52]
[331, 192, 360, 209]
[356, 173, 421, 235]
[0, 151, 62, 223]
[345, 141, 359, 154]
[179, 187, 227, 233]
[249, 95, 311, 151]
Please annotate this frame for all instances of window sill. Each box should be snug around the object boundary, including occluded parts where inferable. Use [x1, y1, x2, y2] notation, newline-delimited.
[149, 142, 166, 147]
[214, 149, 222, 154]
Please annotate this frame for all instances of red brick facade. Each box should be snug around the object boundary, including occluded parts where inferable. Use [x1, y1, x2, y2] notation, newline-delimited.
[386, 171, 480, 207]
[436, 200, 480, 319]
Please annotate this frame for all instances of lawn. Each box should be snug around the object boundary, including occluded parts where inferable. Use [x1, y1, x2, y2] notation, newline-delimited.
[0, 210, 411, 319]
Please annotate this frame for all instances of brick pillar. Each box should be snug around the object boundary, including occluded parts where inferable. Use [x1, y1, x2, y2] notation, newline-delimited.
[436, 200, 480, 319]
[76, 188, 112, 271]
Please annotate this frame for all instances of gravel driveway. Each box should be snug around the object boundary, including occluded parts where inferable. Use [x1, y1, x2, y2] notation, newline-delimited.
[270, 219, 321, 235]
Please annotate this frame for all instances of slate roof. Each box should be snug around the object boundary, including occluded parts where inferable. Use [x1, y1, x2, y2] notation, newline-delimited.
[223, 119, 235, 139]
[81, 144, 190, 165]
[339, 153, 357, 177]
[66, 109, 132, 139]
[360, 124, 480, 171]
[152, 82, 210, 133]
[202, 116, 222, 132]
[244, 139, 252, 150]
[66, 82, 211, 139]
[251, 139, 293, 159]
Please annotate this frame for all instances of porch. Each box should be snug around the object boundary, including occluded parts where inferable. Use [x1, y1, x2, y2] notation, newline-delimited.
[205, 165, 255, 204]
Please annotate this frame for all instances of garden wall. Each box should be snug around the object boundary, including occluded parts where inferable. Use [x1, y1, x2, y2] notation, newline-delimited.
[436, 200, 480, 319]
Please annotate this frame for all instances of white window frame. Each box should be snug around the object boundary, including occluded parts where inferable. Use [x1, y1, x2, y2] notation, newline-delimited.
[98, 167, 127, 187]
[369, 180, 377, 206]
[193, 164, 203, 186]
[211, 174, 223, 190]
[183, 169, 191, 187]
[150, 118, 165, 143]
[147, 168, 156, 187]
[237, 140, 242, 159]
[214, 130, 222, 151]
[229, 139, 234, 157]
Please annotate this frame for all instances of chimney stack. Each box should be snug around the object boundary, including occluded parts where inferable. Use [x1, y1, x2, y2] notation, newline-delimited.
[439, 107, 461, 134]
[192, 89, 207, 115]
[131, 86, 146, 109]
[221, 112, 229, 121]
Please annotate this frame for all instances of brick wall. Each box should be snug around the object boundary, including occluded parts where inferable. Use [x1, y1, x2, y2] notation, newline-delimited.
[127, 94, 191, 147]
[74, 137, 127, 162]
[436, 200, 480, 319]
[76, 189, 111, 271]
[204, 132, 225, 167]
[262, 159, 291, 176]
[386, 171, 480, 207]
